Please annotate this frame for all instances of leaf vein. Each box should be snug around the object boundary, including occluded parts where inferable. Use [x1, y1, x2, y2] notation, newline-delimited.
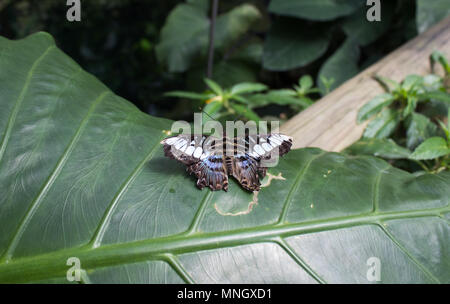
[0, 90, 110, 262]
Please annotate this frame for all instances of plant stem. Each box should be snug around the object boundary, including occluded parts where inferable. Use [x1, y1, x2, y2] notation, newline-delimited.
[206, 0, 219, 79]
[413, 160, 430, 172]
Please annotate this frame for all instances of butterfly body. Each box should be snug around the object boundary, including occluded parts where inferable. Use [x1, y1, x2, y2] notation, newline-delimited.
[161, 133, 292, 191]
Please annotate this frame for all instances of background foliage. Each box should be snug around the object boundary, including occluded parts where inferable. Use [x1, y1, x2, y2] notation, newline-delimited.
[1, 0, 449, 121]
[346, 55, 450, 173]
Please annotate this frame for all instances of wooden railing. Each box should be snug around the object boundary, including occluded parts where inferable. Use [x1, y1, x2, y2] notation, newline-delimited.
[281, 17, 450, 152]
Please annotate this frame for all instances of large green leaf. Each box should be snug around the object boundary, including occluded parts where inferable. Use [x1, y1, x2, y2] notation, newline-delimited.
[156, 3, 261, 72]
[0, 33, 449, 284]
[341, 1, 395, 47]
[268, 0, 363, 21]
[317, 39, 360, 94]
[263, 18, 330, 71]
[155, 1, 209, 72]
[345, 138, 412, 160]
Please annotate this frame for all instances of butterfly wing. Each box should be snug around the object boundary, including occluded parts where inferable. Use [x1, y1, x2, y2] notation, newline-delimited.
[245, 133, 293, 160]
[188, 155, 229, 191]
[230, 133, 292, 191]
[161, 135, 229, 191]
[231, 154, 261, 191]
[161, 135, 205, 165]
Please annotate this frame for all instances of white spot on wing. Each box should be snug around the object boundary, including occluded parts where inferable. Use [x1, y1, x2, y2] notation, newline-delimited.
[174, 139, 186, 149]
[269, 136, 281, 145]
[179, 143, 187, 152]
[250, 151, 259, 158]
[280, 134, 291, 141]
[254, 144, 265, 156]
[273, 134, 283, 141]
[262, 143, 272, 152]
[185, 145, 195, 156]
[193, 147, 203, 158]
[166, 137, 178, 145]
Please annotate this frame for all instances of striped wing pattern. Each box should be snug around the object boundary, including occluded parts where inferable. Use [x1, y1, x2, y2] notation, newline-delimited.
[161, 134, 292, 191]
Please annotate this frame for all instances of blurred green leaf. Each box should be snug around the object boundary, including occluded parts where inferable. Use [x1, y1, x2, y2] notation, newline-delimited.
[165, 91, 210, 100]
[346, 138, 411, 159]
[230, 103, 260, 122]
[430, 51, 450, 74]
[422, 74, 443, 91]
[230, 82, 267, 95]
[406, 113, 438, 150]
[249, 90, 313, 108]
[319, 76, 335, 94]
[357, 93, 396, 123]
[416, 0, 450, 33]
[229, 94, 250, 105]
[186, 0, 209, 12]
[155, 2, 209, 72]
[229, 41, 263, 64]
[268, 0, 363, 21]
[202, 100, 223, 123]
[299, 75, 313, 90]
[374, 75, 401, 93]
[363, 108, 401, 139]
[437, 118, 450, 142]
[268, 89, 297, 97]
[341, 1, 394, 46]
[418, 91, 450, 104]
[186, 60, 258, 92]
[318, 39, 360, 94]
[402, 96, 418, 118]
[401, 75, 423, 92]
[156, 3, 261, 73]
[213, 4, 261, 50]
[448, 108, 450, 131]
[263, 18, 330, 71]
[448, 108, 450, 130]
[204, 78, 223, 95]
[410, 137, 450, 160]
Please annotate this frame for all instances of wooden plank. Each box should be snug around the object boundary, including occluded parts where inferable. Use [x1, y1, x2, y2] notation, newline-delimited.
[281, 16, 450, 152]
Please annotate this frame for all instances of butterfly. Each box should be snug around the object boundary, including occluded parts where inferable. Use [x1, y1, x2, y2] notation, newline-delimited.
[160, 133, 292, 192]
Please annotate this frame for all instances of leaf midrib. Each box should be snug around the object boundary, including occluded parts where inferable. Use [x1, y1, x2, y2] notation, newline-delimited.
[0, 204, 447, 283]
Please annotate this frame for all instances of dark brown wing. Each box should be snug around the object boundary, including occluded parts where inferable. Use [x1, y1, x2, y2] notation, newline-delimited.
[161, 134, 229, 191]
[187, 155, 229, 191]
[231, 154, 261, 191]
[161, 135, 207, 165]
[230, 133, 292, 191]
[245, 133, 293, 160]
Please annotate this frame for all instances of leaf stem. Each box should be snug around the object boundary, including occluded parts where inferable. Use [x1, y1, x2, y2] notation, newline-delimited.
[413, 160, 430, 172]
[206, 0, 219, 79]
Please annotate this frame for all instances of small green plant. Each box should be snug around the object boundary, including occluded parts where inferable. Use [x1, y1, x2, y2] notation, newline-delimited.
[348, 51, 450, 172]
[166, 75, 321, 123]
[166, 78, 267, 122]
[248, 75, 320, 112]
